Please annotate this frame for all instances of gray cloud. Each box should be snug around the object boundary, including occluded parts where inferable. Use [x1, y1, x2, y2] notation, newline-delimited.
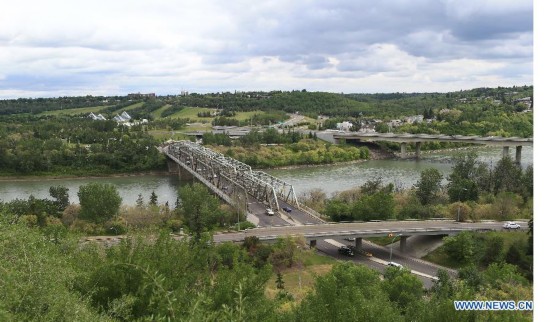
[0, 0, 533, 98]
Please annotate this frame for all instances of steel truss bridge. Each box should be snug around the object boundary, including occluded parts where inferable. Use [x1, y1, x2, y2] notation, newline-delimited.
[163, 141, 298, 212]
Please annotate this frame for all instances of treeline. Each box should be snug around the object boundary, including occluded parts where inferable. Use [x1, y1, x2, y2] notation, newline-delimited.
[0, 115, 165, 175]
[0, 216, 533, 321]
[215, 139, 369, 168]
[0, 95, 115, 115]
[303, 152, 532, 222]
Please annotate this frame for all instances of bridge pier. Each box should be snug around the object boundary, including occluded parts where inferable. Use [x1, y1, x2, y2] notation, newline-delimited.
[515, 146, 522, 164]
[415, 142, 421, 159]
[502, 146, 509, 158]
[399, 236, 408, 252]
[309, 239, 317, 248]
[400, 143, 407, 158]
[355, 237, 362, 250]
[167, 159, 179, 174]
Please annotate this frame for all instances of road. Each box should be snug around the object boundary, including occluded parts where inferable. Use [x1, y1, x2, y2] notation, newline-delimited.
[213, 220, 521, 242]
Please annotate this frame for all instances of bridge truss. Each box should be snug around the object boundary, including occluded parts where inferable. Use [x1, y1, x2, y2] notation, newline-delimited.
[164, 141, 299, 211]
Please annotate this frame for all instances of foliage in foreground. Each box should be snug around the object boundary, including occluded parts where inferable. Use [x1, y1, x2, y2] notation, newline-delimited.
[0, 217, 532, 322]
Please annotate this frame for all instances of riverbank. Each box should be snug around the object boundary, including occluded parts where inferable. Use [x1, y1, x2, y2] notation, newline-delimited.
[0, 171, 170, 182]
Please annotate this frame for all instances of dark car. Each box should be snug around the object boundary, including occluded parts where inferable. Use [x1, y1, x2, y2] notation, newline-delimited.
[338, 246, 354, 256]
[282, 206, 292, 213]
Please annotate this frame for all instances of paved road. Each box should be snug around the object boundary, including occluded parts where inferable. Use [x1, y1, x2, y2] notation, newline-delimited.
[278, 200, 325, 225]
[316, 239, 437, 288]
[213, 220, 522, 242]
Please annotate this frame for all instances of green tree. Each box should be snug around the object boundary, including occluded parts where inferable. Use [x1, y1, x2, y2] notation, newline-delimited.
[447, 152, 481, 202]
[149, 191, 158, 206]
[482, 235, 505, 266]
[382, 267, 423, 311]
[276, 272, 285, 290]
[136, 193, 144, 208]
[414, 168, 443, 205]
[294, 262, 401, 321]
[178, 183, 222, 239]
[77, 183, 122, 224]
[49, 185, 69, 213]
[443, 232, 475, 266]
[493, 156, 523, 194]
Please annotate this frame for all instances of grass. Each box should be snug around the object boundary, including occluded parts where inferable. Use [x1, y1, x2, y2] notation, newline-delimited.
[265, 251, 336, 304]
[233, 110, 265, 121]
[148, 130, 190, 141]
[113, 102, 145, 114]
[151, 104, 172, 119]
[168, 107, 216, 121]
[41, 105, 109, 116]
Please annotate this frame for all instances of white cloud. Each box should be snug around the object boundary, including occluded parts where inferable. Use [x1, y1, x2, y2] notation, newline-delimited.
[0, 0, 533, 98]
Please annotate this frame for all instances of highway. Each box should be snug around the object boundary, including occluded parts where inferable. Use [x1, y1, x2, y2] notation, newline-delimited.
[213, 220, 515, 243]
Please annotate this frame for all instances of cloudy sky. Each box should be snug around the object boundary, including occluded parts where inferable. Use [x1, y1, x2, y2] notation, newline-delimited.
[0, 0, 534, 98]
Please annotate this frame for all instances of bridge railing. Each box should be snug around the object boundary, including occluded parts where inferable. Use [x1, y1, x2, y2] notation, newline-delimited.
[164, 141, 299, 212]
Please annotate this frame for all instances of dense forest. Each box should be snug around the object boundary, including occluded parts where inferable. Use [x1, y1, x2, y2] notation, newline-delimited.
[0, 181, 533, 321]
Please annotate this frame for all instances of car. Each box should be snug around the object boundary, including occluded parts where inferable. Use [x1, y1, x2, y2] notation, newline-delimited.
[338, 246, 354, 256]
[387, 262, 403, 269]
[282, 206, 292, 213]
[266, 208, 275, 216]
[344, 237, 355, 242]
[503, 221, 521, 230]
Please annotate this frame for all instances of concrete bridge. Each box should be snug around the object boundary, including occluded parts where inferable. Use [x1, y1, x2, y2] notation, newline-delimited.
[333, 132, 533, 162]
[214, 220, 520, 251]
[162, 141, 299, 213]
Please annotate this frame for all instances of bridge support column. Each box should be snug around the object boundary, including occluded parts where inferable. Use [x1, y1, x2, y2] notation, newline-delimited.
[502, 146, 509, 158]
[355, 237, 362, 250]
[167, 159, 179, 174]
[399, 236, 408, 252]
[515, 146, 522, 164]
[415, 142, 421, 159]
[309, 239, 317, 249]
[400, 143, 407, 158]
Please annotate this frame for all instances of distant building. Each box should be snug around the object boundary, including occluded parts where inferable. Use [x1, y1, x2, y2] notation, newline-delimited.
[336, 121, 353, 131]
[88, 112, 107, 121]
[113, 111, 132, 123]
[404, 115, 424, 124]
[128, 92, 156, 99]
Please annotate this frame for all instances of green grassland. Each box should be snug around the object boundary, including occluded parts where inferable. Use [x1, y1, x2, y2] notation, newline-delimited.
[113, 102, 145, 114]
[168, 107, 216, 121]
[41, 105, 109, 116]
[151, 104, 172, 119]
[265, 251, 336, 304]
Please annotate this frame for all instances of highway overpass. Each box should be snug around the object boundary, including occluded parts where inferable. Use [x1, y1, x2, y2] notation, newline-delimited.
[333, 132, 533, 161]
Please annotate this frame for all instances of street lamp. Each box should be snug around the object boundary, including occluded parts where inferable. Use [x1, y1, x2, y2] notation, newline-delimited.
[389, 233, 402, 263]
[457, 188, 468, 222]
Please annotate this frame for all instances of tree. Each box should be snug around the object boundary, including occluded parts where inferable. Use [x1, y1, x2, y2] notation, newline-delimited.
[443, 232, 475, 266]
[275, 272, 285, 290]
[414, 168, 443, 205]
[382, 267, 423, 311]
[136, 194, 144, 208]
[294, 262, 401, 321]
[493, 156, 523, 194]
[49, 185, 69, 213]
[178, 183, 222, 239]
[149, 191, 158, 206]
[77, 183, 122, 224]
[447, 152, 481, 202]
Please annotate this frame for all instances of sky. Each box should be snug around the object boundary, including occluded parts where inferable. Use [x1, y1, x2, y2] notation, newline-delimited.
[0, 0, 534, 98]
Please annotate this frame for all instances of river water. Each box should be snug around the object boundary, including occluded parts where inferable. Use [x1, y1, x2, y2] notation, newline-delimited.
[0, 146, 533, 206]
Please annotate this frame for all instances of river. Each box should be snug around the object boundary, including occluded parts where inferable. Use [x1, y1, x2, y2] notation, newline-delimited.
[0, 146, 533, 206]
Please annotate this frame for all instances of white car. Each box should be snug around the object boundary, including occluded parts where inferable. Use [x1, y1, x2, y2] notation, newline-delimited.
[387, 262, 403, 269]
[266, 208, 275, 216]
[503, 221, 521, 230]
